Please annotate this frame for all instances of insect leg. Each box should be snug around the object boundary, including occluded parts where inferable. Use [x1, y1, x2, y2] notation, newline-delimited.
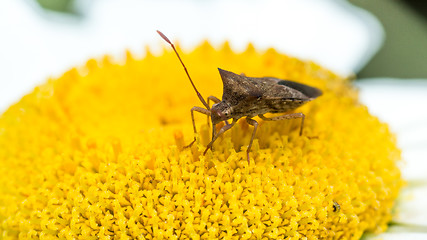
[245, 117, 259, 163]
[185, 106, 211, 148]
[212, 124, 216, 142]
[203, 119, 237, 155]
[259, 113, 305, 136]
[207, 95, 221, 106]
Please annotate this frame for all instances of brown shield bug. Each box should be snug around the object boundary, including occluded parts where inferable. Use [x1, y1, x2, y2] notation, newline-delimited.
[157, 30, 322, 163]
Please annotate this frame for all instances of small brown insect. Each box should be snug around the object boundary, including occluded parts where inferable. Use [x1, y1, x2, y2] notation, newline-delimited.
[157, 30, 322, 162]
[333, 201, 340, 212]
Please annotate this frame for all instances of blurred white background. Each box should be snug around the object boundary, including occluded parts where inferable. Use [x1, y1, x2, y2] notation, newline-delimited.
[0, 0, 383, 112]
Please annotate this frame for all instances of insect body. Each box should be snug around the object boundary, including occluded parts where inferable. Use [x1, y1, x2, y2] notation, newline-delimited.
[157, 31, 322, 162]
[333, 201, 341, 212]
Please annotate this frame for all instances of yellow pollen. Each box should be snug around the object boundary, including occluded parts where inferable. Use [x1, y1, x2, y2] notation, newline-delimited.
[0, 42, 402, 239]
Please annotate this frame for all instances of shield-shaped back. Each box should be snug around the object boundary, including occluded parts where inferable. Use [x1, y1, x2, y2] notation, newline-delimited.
[217, 68, 322, 107]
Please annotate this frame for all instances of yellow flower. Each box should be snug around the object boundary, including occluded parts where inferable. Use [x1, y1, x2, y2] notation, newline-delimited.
[0, 42, 402, 239]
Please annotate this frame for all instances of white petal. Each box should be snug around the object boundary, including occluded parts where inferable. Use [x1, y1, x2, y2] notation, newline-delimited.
[357, 79, 427, 181]
[393, 185, 427, 227]
[364, 232, 427, 240]
[363, 225, 427, 240]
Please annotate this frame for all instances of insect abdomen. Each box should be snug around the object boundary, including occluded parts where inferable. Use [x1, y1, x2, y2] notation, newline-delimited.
[232, 99, 307, 118]
[265, 99, 307, 113]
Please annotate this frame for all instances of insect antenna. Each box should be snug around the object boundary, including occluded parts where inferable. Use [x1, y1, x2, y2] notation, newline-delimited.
[156, 30, 210, 110]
